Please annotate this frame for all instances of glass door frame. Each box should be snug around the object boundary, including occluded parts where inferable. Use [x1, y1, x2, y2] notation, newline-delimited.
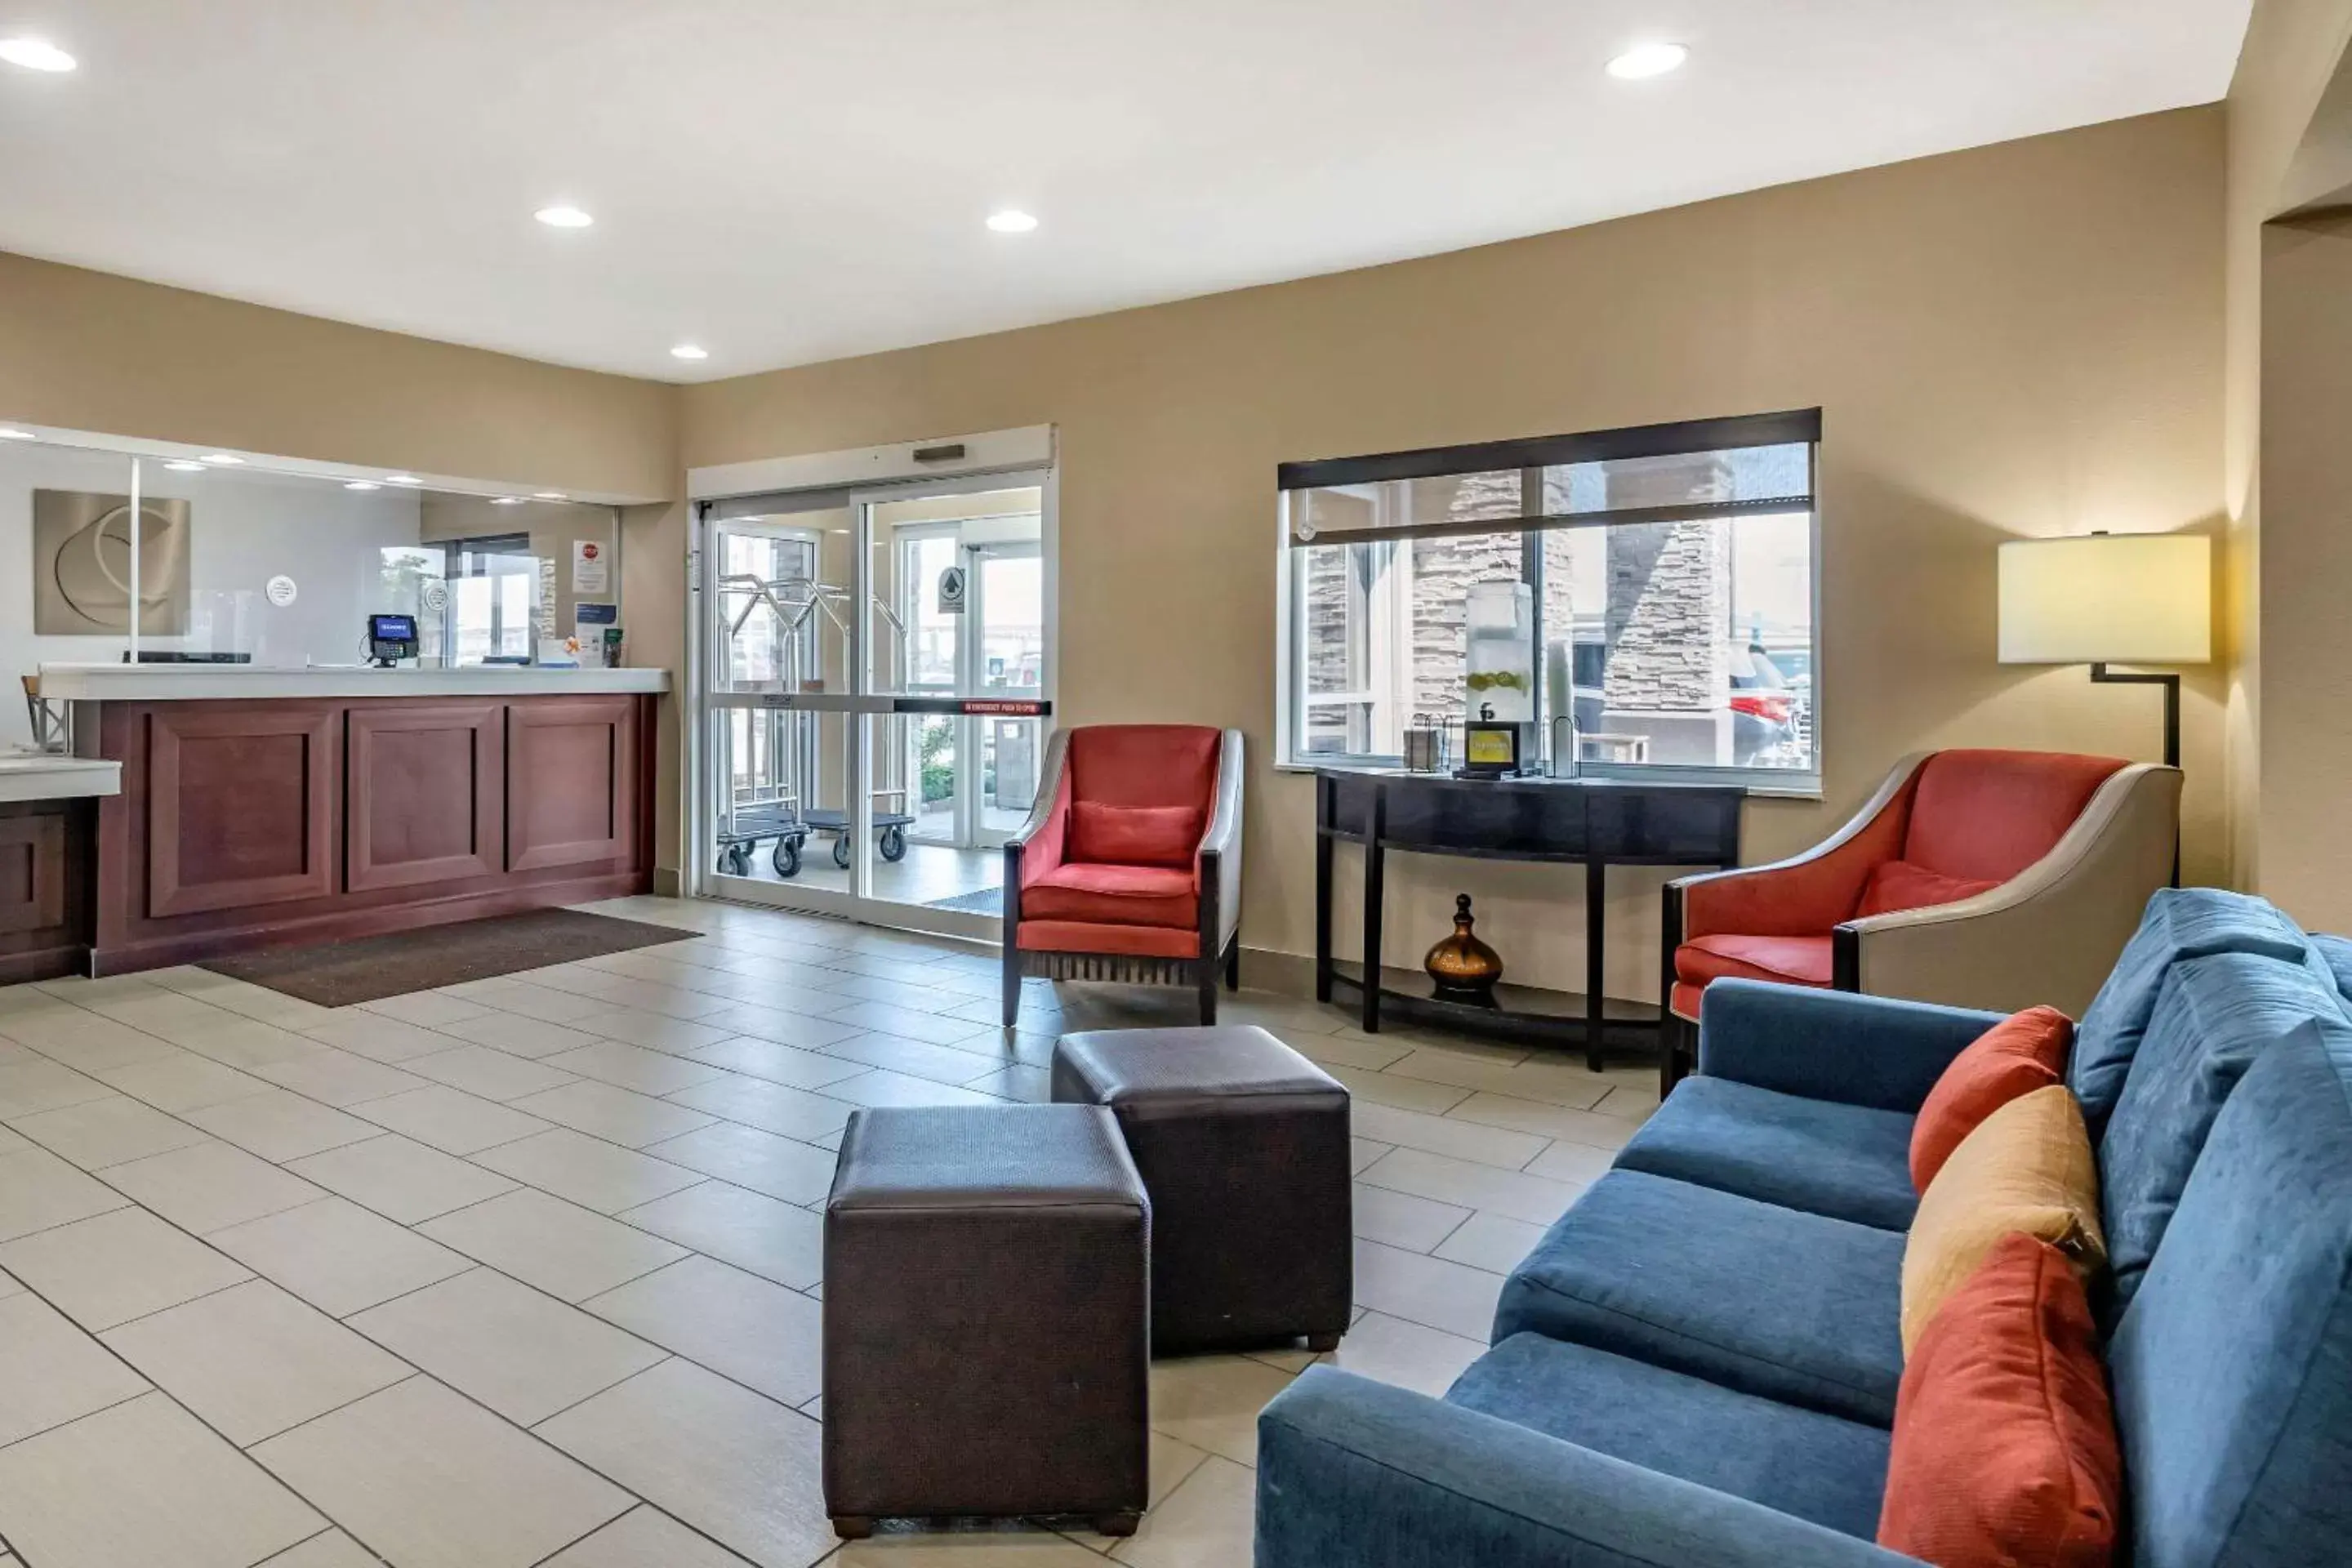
[963, 538, 1045, 849]
[889, 521, 966, 850]
[689, 462, 1056, 947]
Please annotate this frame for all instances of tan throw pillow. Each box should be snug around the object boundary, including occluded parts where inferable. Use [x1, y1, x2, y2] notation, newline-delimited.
[1901, 1085, 2106, 1354]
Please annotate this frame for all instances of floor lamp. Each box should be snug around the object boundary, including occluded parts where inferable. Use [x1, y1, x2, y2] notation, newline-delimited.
[1998, 531, 2212, 880]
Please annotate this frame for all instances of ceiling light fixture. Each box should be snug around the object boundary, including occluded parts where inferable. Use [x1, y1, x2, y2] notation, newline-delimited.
[1606, 42, 1687, 79]
[163, 461, 206, 472]
[670, 344, 709, 361]
[986, 209, 1039, 234]
[534, 204, 594, 229]
[0, 38, 77, 73]
[198, 453, 244, 466]
[345, 480, 381, 491]
[384, 474, 421, 485]
[532, 492, 566, 501]
[491, 496, 526, 506]
[0, 428, 36, 441]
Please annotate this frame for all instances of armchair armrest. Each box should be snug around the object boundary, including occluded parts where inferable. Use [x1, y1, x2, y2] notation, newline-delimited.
[1674, 755, 1926, 939]
[1000, 730, 1073, 1022]
[1196, 728, 1245, 953]
[1002, 728, 1073, 893]
[1258, 1367, 1920, 1568]
[1836, 764, 2180, 1019]
[1698, 978, 2004, 1112]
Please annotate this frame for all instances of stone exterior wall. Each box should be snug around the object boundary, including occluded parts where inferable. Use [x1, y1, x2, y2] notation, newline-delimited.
[1601, 456, 1732, 719]
[1409, 471, 1521, 722]
[1297, 458, 1734, 755]
[1601, 520, 1730, 712]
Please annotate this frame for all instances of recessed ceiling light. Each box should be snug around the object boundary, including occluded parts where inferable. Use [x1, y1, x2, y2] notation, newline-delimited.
[0, 427, 36, 441]
[384, 474, 421, 485]
[1606, 42, 1687, 79]
[670, 344, 709, 361]
[534, 204, 594, 229]
[345, 480, 381, 492]
[198, 453, 243, 466]
[986, 210, 1039, 234]
[163, 460, 206, 472]
[0, 38, 77, 73]
[492, 496, 526, 506]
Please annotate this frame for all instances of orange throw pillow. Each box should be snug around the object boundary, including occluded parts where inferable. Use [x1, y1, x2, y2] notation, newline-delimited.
[1911, 1006, 2073, 1190]
[1879, 1232, 2123, 1568]
[1069, 801, 1204, 868]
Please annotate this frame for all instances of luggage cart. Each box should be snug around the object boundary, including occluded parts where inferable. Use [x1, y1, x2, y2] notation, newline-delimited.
[713, 570, 919, 880]
[798, 808, 913, 871]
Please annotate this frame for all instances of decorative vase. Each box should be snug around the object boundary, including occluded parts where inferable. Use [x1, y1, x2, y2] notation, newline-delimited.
[1424, 893, 1503, 1007]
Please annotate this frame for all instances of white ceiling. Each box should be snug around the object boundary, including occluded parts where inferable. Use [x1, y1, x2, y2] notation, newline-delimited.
[0, 1, 2251, 383]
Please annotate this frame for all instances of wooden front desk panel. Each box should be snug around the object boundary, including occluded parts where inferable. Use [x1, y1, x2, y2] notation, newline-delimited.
[0, 801, 90, 983]
[84, 693, 656, 973]
[346, 702, 506, 893]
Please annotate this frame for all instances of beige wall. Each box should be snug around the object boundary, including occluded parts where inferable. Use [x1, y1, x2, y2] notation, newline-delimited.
[2225, 0, 2352, 925]
[678, 109, 2228, 996]
[0, 251, 676, 501]
[2257, 212, 2352, 926]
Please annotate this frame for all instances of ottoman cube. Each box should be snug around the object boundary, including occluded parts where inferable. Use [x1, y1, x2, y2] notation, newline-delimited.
[1053, 1025, 1352, 1354]
[822, 1103, 1151, 1539]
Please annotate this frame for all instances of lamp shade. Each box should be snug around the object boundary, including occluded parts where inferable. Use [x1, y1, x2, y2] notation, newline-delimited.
[1998, 533, 2211, 665]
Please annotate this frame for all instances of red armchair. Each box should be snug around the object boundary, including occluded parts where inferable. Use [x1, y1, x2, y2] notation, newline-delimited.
[1003, 724, 1245, 1027]
[1661, 748, 2181, 1089]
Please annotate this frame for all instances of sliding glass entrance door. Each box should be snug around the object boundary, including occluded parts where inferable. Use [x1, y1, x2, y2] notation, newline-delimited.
[893, 531, 1044, 853]
[696, 470, 1050, 940]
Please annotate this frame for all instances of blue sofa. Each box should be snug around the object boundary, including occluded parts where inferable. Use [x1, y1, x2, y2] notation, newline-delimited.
[1257, 890, 2352, 1566]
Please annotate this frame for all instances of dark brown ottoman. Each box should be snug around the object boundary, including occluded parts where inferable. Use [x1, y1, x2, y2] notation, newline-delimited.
[822, 1102, 1150, 1540]
[1052, 1025, 1352, 1356]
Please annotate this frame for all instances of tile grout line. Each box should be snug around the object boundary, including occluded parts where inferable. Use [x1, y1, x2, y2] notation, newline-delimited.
[0, 1258, 406, 1566]
[0, 1071, 767, 1563]
[0, 1383, 153, 1460]
[252, 1523, 348, 1566]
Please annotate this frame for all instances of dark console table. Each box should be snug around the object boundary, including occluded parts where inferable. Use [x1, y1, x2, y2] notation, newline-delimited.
[1314, 770, 1743, 1071]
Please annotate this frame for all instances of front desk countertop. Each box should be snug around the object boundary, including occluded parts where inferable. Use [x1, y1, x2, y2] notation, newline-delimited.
[34, 663, 670, 702]
[0, 752, 121, 804]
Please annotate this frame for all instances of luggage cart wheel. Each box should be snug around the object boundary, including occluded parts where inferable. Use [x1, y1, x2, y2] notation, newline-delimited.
[833, 834, 853, 869]
[772, 837, 802, 878]
[722, 844, 750, 876]
[880, 825, 907, 862]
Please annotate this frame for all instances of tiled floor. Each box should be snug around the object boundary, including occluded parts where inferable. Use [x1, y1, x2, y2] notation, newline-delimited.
[0, 895, 1656, 1567]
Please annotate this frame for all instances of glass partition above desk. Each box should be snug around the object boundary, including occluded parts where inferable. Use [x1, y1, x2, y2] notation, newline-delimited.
[2, 424, 631, 745]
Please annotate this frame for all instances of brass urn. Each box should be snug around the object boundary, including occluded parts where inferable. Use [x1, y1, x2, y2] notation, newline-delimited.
[1424, 893, 1503, 1006]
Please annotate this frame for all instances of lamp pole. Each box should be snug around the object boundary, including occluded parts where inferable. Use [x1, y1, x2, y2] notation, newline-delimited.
[2086, 663, 2180, 768]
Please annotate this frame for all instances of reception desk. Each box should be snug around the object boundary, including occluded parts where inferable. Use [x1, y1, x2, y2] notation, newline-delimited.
[42, 666, 669, 975]
[0, 751, 121, 983]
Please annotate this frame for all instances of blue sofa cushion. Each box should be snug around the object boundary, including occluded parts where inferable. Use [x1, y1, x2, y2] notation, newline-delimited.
[2100, 950, 2352, 1317]
[2311, 933, 2352, 1003]
[1494, 1170, 1906, 1425]
[1449, 1333, 1893, 1539]
[1697, 980, 2002, 1115]
[1257, 1367, 1920, 1568]
[2109, 1012, 2352, 1567]
[2070, 888, 2313, 1134]
[1615, 1077, 1918, 1232]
